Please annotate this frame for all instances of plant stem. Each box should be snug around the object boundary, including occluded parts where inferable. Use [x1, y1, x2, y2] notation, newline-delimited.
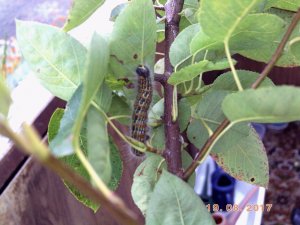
[251, 8, 300, 89]
[183, 8, 300, 180]
[224, 41, 243, 91]
[162, 0, 184, 175]
[0, 121, 141, 225]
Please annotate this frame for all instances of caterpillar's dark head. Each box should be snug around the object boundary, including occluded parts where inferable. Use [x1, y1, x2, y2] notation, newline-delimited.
[136, 65, 150, 78]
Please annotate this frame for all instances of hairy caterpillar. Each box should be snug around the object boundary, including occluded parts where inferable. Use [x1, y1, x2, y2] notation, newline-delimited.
[131, 66, 153, 156]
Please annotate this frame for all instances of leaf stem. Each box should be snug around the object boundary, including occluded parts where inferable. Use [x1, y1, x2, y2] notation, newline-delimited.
[92, 102, 157, 154]
[183, 8, 300, 181]
[172, 85, 178, 121]
[224, 41, 243, 91]
[108, 115, 131, 120]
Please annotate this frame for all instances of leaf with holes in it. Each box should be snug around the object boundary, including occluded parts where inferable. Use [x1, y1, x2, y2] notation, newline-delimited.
[16, 20, 87, 101]
[222, 86, 300, 123]
[63, 0, 105, 31]
[0, 77, 12, 117]
[187, 90, 269, 187]
[109, 0, 156, 78]
[146, 170, 215, 225]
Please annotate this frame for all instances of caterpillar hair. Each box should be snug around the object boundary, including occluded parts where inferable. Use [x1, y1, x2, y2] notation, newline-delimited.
[131, 65, 153, 156]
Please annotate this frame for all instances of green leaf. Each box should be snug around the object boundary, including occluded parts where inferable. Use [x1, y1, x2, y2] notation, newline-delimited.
[190, 28, 223, 54]
[265, 0, 300, 12]
[16, 20, 87, 101]
[87, 106, 111, 184]
[146, 170, 215, 225]
[50, 86, 83, 156]
[181, 8, 198, 24]
[228, 13, 285, 50]
[238, 9, 300, 67]
[169, 24, 200, 67]
[289, 37, 300, 60]
[48, 103, 98, 211]
[80, 33, 111, 183]
[62, 152, 99, 212]
[191, 13, 285, 54]
[108, 95, 131, 125]
[81, 33, 109, 112]
[211, 127, 269, 188]
[178, 98, 191, 132]
[107, 140, 123, 190]
[61, 139, 123, 212]
[48, 108, 65, 142]
[132, 154, 166, 215]
[199, 0, 261, 41]
[148, 98, 164, 127]
[93, 83, 112, 113]
[132, 152, 195, 215]
[183, 0, 199, 9]
[222, 86, 300, 123]
[187, 90, 269, 187]
[109, 0, 156, 78]
[199, 1, 285, 51]
[48, 106, 121, 212]
[211, 70, 274, 91]
[168, 59, 231, 85]
[71, 33, 110, 183]
[63, 0, 105, 31]
[151, 126, 165, 150]
[0, 77, 12, 117]
[110, 3, 128, 22]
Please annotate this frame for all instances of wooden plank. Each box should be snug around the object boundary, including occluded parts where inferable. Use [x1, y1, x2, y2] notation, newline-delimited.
[0, 158, 102, 225]
[0, 97, 65, 193]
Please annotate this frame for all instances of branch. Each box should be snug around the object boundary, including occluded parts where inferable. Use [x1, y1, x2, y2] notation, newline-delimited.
[251, 8, 300, 88]
[183, 8, 300, 181]
[162, 0, 184, 175]
[0, 121, 141, 225]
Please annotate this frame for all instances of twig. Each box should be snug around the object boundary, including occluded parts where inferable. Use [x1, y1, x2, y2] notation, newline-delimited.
[252, 8, 300, 88]
[162, 0, 184, 175]
[0, 121, 141, 225]
[183, 8, 300, 181]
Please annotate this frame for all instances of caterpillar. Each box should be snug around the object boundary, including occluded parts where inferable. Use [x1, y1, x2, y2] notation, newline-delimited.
[131, 66, 153, 156]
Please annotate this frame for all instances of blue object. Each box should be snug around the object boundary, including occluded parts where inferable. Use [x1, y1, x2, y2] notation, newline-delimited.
[291, 208, 300, 225]
[252, 123, 266, 139]
[211, 167, 235, 210]
[267, 123, 289, 132]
